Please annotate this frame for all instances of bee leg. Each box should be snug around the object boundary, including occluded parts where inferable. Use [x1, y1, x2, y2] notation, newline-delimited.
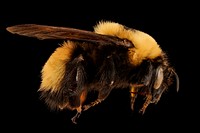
[82, 99, 101, 111]
[130, 84, 144, 111]
[83, 87, 112, 111]
[139, 94, 152, 114]
[71, 89, 87, 124]
[57, 101, 82, 124]
[152, 86, 166, 104]
[71, 106, 82, 124]
[130, 86, 137, 111]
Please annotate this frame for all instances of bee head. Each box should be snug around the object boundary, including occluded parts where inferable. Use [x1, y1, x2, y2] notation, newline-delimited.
[149, 54, 179, 103]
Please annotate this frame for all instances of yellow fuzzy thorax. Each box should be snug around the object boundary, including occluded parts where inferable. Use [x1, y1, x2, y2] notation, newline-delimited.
[39, 41, 76, 92]
[94, 21, 162, 66]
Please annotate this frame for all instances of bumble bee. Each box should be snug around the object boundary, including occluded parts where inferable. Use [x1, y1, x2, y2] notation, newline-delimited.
[6, 21, 179, 124]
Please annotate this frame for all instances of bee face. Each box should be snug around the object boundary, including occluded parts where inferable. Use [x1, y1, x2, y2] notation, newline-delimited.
[149, 55, 179, 104]
[129, 52, 179, 114]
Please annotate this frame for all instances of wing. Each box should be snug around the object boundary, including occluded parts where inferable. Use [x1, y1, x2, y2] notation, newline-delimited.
[6, 24, 133, 47]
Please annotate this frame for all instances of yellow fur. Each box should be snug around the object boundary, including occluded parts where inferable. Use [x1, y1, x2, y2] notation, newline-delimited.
[94, 21, 162, 66]
[39, 41, 76, 92]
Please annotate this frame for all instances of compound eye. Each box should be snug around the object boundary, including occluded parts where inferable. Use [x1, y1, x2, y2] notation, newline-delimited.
[154, 67, 163, 89]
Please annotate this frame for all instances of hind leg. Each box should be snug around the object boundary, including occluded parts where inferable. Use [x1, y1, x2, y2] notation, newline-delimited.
[83, 87, 112, 111]
[70, 89, 88, 124]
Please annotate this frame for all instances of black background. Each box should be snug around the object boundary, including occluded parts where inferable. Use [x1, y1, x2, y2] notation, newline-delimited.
[1, 2, 198, 132]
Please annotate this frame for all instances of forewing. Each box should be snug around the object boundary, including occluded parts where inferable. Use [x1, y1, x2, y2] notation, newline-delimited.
[6, 24, 133, 47]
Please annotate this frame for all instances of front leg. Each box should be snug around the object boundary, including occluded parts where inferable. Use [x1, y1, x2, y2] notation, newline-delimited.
[139, 94, 152, 114]
[83, 87, 112, 111]
[130, 84, 144, 111]
[130, 86, 137, 111]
